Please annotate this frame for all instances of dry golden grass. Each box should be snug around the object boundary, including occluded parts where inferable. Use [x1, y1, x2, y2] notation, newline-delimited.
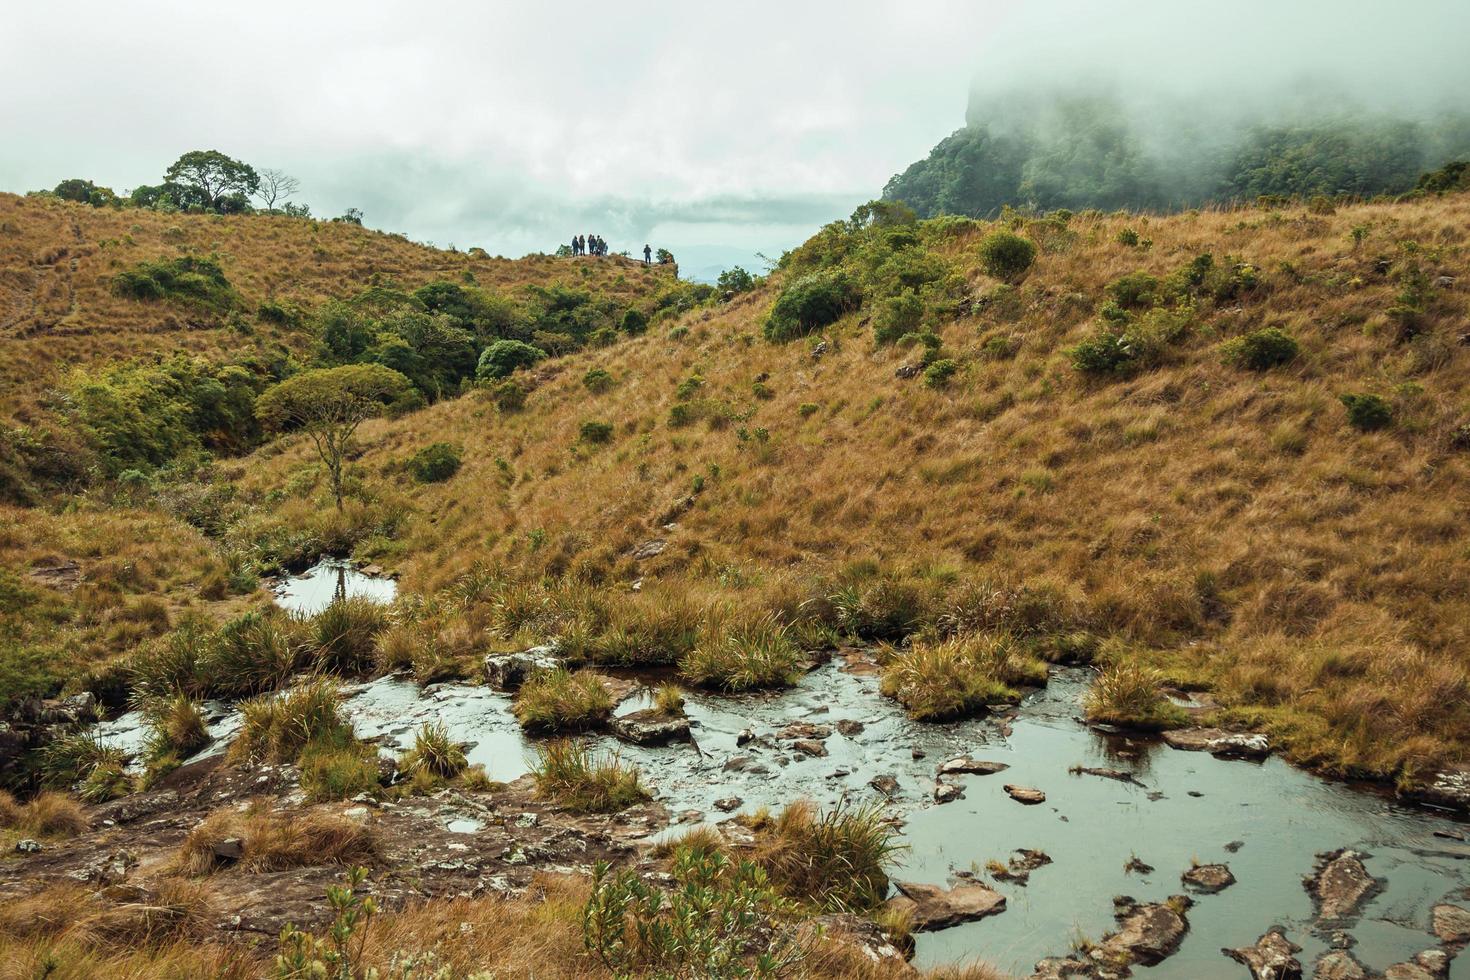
[219, 194, 1470, 779]
[0, 789, 88, 837]
[170, 805, 376, 875]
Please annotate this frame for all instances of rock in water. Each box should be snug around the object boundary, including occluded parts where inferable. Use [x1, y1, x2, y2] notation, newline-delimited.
[609, 708, 691, 746]
[1005, 784, 1046, 805]
[938, 756, 1009, 776]
[1383, 949, 1451, 979]
[1431, 903, 1470, 946]
[1162, 727, 1271, 758]
[1223, 927, 1302, 979]
[886, 880, 1006, 931]
[1181, 862, 1236, 894]
[1314, 950, 1370, 980]
[481, 646, 559, 690]
[868, 774, 900, 797]
[1304, 849, 1380, 922]
[933, 781, 963, 804]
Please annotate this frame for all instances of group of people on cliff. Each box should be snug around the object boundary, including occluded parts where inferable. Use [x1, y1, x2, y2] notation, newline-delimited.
[571, 234, 606, 257]
[569, 234, 658, 266]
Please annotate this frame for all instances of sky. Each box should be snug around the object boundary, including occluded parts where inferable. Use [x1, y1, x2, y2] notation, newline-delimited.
[3, 0, 1467, 276]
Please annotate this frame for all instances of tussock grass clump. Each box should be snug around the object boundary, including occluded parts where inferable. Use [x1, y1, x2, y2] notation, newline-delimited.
[0, 789, 89, 837]
[39, 730, 129, 802]
[880, 633, 1040, 721]
[398, 721, 467, 780]
[590, 587, 703, 666]
[830, 573, 936, 641]
[298, 734, 382, 803]
[652, 682, 686, 716]
[205, 610, 304, 697]
[229, 678, 350, 764]
[141, 691, 210, 761]
[530, 739, 649, 813]
[1083, 661, 1188, 731]
[680, 615, 801, 691]
[753, 800, 902, 913]
[172, 806, 376, 876]
[513, 668, 614, 732]
[313, 596, 390, 674]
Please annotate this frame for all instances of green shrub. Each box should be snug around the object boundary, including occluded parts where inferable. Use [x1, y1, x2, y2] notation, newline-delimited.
[1107, 272, 1160, 309]
[620, 308, 648, 335]
[798, 402, 819, 418]
[873, 293, 924, 345]
[763, 269, 861, 342]
[1222, 328, 1299, 370]
[583, 850, 804, 978]
[579, 420, 614, 444]
[488, 378, 527, 411]
[407, 442, 461, 483]
[1116, 228, 1140, 247]
[111, 256, 237, 311]
[475, 340, 545, 381]
[1082, 662, 1187, 730]
[1071, 308, 1191, 377]
[1340, 392, 1393, 431]
[977, 230, 1037, 282]
[582, 368, 614, 393]
[531, 739, 649, 812]
[923, 358, 959, 389]
[312, 597, 389, 674]
[680, 616, 801, 691]
[514, 668, 614, 732]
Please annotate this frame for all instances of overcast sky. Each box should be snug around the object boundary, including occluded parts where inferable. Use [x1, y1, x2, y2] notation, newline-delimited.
[3, 0, 1466, 272]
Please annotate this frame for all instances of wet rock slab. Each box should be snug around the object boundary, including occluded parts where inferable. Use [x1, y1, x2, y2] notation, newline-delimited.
[1431, 902, 1470, 946]
[1304, 849, 1380, 922]
[1383, 949, 1452, 979]
[937, 756, 1009, 776]
[1162, 727, 1270, 758]
[1027, 895, 1192, 978]
[1314, 949, 1371, 980]
[1402, 765, 1470, 812]
[609, 708, 691, 746]
[1181, 861, 1235, 894]
[482, 646, 560, 690]
[886, 879, 1006, 931]
[1222, 926, 1301, 979]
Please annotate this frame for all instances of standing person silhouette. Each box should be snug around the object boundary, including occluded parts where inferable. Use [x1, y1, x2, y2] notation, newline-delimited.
[643, 244, 652, 265]
[571, 235, 579, 257]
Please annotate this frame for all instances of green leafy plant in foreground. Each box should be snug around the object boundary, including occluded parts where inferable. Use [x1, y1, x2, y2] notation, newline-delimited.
[275, 865, 377, 979]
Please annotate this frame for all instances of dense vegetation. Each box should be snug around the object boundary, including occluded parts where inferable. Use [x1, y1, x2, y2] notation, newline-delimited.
[884, 91, 1470, 217]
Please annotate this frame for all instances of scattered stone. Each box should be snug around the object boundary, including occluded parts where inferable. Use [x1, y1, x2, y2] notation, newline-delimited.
[869, 774, 900, 797]
[1223, 926, 1301, 979]
[1188, 790, 1204, 798]
[714, 797, 742, 813]
[992, 848, 1052, 885]
[934, 782, 963, 804]
[14, 839, 41, 854]
[1434, 275, 1456, 289]
[777, 722, 832, 740]
[610, 708, 691, 746]
[1069, 765, 1142, 786]
[1124, 855, 1154, 875]
[1314, 950, 1370, 980]
[1304, 849, 1380, 922]
[895, 362, 922, 380]
[1182, 862, 1236, 894]
[28, 556, 82, 590]
[911, 748, 926, 760]
[791, 739, 827, 758]
[735, 728, 755, 747]
[801, 913, 908, 968]
[1431, 903, 1470, 946]
[886, 880, 1006, 931]
[1225, 840, 1245, 852]
[1384, 949, 1451, 980]
[1163, 727, 1271, 758]
[211, 838, 244, 862]
[810, 340, 828, 360]
[630, 539, 667, 560]
[938, 757, 1009, 777]
[835, 719, 865, 737]
[675, 809, 702, 824]
[1098, 895, 1193, 968]
[1004, 784, 1046, 805]
[481, 646, 560, 690]
[512, 812, 538, 829]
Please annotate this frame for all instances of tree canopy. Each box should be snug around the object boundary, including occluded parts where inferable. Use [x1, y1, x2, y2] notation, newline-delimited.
[163, 150, 261, 212]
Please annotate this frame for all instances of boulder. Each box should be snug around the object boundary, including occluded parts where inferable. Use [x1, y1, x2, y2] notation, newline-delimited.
[835, 719, 866, 737]
[630, 539, 667, 560]
[777, 722, 832, 740]
[1005, 784, 1046, 805]
[938, 757, 1009, 777]
[1222, 927, 1302, 979]
[610, 708, 691, 747]
[887, 880, 1006, 931]
[1402, 765, 1470, 812]
[1384, 949, 1451, 980]
[482, 646, 559, 690]
[1162, 727, 1270, 758]
[1431, 903, 1470, 946]
[1314, 950, 1370, 980]
[1304, 849, 1380, 922]
[714, 797, 742, 812]
[933, 782, 963, 804]
[792, 739, 828, 758]
[1181, 862, 1235, 894]
[869, 774, 900, 797]
[1101, 895, 1192, 967]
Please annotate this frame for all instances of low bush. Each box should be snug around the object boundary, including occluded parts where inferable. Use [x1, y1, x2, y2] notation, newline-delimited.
[873, 293, 924, 345]
[1340, 392, 1393, 431]
[1222, 328, 1299, 370]
[680, 615, 801, 691]
[513, 668, 614, 732]
[923, 358, 959, 389]
[1082, 662, 1187, 730]
[579, 420, 614, 444]
[111, 256, 237, 312]
[1106, 271, 1160, 310]
[977, 230, 1037, 282]
[582, 367, 614, 393]
[763, 269, 861, 342]
[880, 633, 1038, 721]
[531, 739, 649, 813]
[475, 340, 545, 382]
[406, 443, 461, 483]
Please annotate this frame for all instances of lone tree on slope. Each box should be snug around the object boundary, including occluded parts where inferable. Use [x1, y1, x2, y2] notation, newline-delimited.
[255, 364, 411, 511]
[253, 167, 301, 211]
[164, 150, 260, 212]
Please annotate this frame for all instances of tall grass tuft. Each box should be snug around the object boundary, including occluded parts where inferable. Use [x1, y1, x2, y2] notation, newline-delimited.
[229, 678, 350, 764]
[530, 739, 649, 813]
[753, 799, 902, 913]
[680, 614, 801, 691]
[880, 633, 1039, 721]
[312, 597, 389, 674]
[399, 721, 468, 780]
[513, 668, 614, 732]
[1083, 661, 1188, 730]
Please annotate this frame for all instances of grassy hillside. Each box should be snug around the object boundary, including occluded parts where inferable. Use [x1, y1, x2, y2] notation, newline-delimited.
[226, 193, 1470, 782]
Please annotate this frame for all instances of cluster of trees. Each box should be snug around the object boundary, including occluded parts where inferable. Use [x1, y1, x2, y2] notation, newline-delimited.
[42, 150, 361, 223]
[884, 92, 1470, 217]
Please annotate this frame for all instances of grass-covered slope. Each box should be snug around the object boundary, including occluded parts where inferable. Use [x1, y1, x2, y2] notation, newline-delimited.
[236, 194, 1470, 780]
